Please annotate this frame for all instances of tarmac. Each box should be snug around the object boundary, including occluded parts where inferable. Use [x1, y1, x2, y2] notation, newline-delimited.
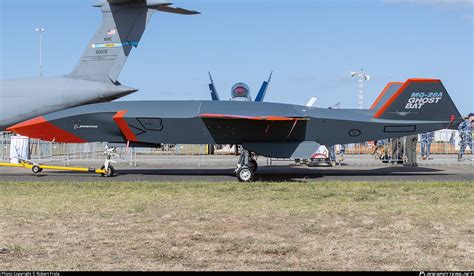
[0, 154, 472, 182]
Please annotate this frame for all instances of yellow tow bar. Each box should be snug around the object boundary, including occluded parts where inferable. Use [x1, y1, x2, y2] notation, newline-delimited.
[0, 161, 114, 177]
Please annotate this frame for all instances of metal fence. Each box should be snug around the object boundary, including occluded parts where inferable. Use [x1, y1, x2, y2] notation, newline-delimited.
[1, 132, 240, 165]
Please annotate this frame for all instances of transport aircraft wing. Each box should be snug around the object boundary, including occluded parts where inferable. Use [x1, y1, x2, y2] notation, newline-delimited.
[102, 0, 200, 14]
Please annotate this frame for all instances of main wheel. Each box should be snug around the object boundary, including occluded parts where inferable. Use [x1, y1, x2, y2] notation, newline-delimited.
[249, 159, 258, 172]
[237, 166, 254, 182]
[31, 165, 42, 174]
[100, 165, 115, 177]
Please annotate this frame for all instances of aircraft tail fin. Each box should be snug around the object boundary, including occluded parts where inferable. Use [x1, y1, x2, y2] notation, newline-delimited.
[69, 0, 199, 83]
[373, 79, 462, 128]
[208, 72, 220, 101]
[255, 71, 273, 102]
[370, 82, 403, 110]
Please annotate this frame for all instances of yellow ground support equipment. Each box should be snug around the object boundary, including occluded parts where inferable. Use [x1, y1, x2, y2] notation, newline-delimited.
[0, 161, 115, 177]
[0, 146, 120, 177]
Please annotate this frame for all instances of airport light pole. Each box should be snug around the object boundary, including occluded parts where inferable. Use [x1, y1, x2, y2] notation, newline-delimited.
[35, 27, 45, 77]
[351, 70, 370, 109]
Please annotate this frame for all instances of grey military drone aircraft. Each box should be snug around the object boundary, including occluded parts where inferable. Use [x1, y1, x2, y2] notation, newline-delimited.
[8, 78, 461, 182]
[0, 0, 199, 130]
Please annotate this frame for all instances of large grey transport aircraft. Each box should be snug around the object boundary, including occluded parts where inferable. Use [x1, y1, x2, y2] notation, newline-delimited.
[0, 0, 199, 130]
[7, 79, 462, 182]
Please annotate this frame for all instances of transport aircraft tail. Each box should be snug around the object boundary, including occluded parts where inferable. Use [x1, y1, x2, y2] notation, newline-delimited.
[69, 0, 199, 83]
[373, 79, 462, 128]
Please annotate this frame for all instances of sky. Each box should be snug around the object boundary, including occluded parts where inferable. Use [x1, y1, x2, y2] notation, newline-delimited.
[1, 0, 473, 114]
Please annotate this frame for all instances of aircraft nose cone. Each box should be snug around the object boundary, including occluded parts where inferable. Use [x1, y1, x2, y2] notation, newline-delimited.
[7, 116, 85, 143]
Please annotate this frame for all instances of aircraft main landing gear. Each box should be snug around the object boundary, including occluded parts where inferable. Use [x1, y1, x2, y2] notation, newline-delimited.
[235, 146, 258, 182]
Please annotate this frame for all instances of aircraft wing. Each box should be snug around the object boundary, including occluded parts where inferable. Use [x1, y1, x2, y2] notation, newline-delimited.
[200, 113, 309, 121]
[102, 0, 200, 14]
[153, 4, 201, 15]
[199, 113, 310, 141]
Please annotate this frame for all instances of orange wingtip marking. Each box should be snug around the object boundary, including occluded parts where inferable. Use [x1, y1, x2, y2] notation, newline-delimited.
[113, 110, 138, 142]
[7, 116, 86, 143]
[370, 82, 403, 110]
[373, 78, 442, 118]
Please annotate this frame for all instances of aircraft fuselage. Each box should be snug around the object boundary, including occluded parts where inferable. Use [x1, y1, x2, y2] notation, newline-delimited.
[7, 100, 451, 158]
[0, 76, 137, 130]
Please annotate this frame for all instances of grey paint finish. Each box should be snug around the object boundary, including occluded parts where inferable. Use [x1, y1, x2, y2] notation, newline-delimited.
[378, 81, 459, 121]
[0, 77, 136, 129]
[371, 83, 403, 111]
[0, 1, 198, 131]
[69, 3, 153, 83]
[28, 80, 460, 158]
[243, 141, 321, 159]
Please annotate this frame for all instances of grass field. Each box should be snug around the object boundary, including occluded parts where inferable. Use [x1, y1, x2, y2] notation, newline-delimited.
[0, 181, 473, 271]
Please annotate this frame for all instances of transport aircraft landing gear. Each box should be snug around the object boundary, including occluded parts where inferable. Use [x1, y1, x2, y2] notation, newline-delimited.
[235, 146, 257, 182]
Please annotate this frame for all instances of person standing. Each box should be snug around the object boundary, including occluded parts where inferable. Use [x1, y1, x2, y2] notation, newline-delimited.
[458, 113, 474, 161]
[390, 138, 403, 164]
[374, 139, 389, 160]
[404, 135, 419, 167]
[449, 132, 455, 146]
[420, 132, 434, 160]
[373, 140, 381, 159]
[328, 145, 337, 167]
[339, 144, 346, 162]
[380, 139, 390, 161]
[448, 131, 456, 154]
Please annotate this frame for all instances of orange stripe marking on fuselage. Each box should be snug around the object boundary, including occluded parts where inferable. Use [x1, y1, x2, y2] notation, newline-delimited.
[7, 116, 86, 143]
[113, 110, 138, 142]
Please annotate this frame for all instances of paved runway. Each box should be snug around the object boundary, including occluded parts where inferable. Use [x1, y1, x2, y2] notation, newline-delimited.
[0, 157, 472, 182]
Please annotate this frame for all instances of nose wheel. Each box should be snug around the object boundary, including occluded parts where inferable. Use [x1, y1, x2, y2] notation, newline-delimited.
[100, 146, 118, 177]
[100, 165, 115, 177]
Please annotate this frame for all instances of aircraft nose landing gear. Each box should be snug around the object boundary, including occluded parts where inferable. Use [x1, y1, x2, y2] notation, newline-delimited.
[101, 146, 118, 177]
[235, 146, 257, 182]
